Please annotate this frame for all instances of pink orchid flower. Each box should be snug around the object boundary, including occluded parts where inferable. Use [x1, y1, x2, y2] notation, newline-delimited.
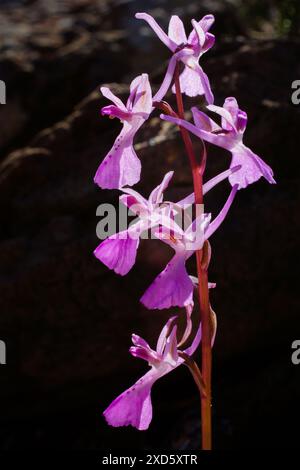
[161, 97, 276, 189]
[103, 313, 202, 430]
[140, 184, 238, 309]
[136, 13, 215, 103]
[94, 171, 175, 275]
[94, 167, 240, 276]
[94, 74, 152, 190]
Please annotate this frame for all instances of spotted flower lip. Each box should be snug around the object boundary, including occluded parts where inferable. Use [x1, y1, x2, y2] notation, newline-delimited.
[160, 97, 276, 189]
[135, 13, 215, 103]
[94, 74, 152, 190]
[103, 313, 202, 430]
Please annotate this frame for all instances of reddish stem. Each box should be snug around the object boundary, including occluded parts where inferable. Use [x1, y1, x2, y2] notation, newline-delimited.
[174, 63, 212, 450]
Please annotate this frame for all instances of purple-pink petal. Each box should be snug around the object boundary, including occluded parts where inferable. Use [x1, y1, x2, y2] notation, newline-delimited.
[103, 371, 155, 430]
[100, 86, 127, 110]
[207, 103, 237, 132]
[205, 185, 238, 239]
[202, 32, 215, 52]
[149, 170, 174, 206]
[153, 55, 177, 102]
[101, 105, 131, 120]
[94, 230, 140, 276]
[193, 63, 214, 104]
[160, 114, 232, 149]
[199, 14, 215, 32]
[177, 165, 241, 207]
[156, 316, 178, 355]
[132, 334, 151, 350]
[131, 74, 153, 115]
[237, 110, 248, 133]
[130, 346, 160, 364]
[223, 96, 239, 125]
[168, 15, 187, 45]
[192, 106, 221, 132]
[229, 145, 276, 188]
[162, 325, 179, 364]
[140, 255, 193, 309]
[135, 13, 177, 52]
[191, 19, 206, 47]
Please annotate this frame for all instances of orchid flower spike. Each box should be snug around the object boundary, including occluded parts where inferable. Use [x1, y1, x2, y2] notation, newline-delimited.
[94, 167, 240, 276]
[103, 314, 202, 430]
[161, 97, 276, 189]
[135, 13, 215, 103]
[94, 74, 152, 189]
[141, 184, 238, 310]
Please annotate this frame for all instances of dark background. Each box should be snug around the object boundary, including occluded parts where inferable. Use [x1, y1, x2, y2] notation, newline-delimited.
[0, 0, 299, 450]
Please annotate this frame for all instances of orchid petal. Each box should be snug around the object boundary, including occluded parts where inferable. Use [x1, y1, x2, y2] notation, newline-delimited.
[221, 97, 240, 131]
[132, 334, 151, 350]
[202, 32, 215, 52]
[191, 19, 206, 47]
[130, 346, 161, 365]
[184, 323, 202, 356]
[131, 74, 153, 115]
[187, 15, 215, 46]
[100, 86, 127, 111]
[94, 123, 142, 189]
[94, 228, 140, 276]
[153, 55, 177, 102]
[162, 325, 179, 365]
[192, 106, 221, 132]
[172, 64, 204, 98]
[237, 110, 248, 133]
[168, 16, 187, 45]
[101, 105, 131, 121]
[177, 166, 241, 207]
[149, 171, 174, 206]
[229, 145, 276, 188]
[203, 166, 242, 194]
[103, 370, 157, 430]
[156, 316, 178, 355]
[185, 214, 211, 251]
[199, 14, 215, 32]
[140, 255, 193, 309]
[119, 194, 146, 217]
[153, 223, 186, 251]
[210, 306, 217, 347]
[135, 13, 177, 52]
[178, 304, 193, 348]
[160, 114, 233, 150]
[121, 186, 148, 208]
[207, 104, 237, 132]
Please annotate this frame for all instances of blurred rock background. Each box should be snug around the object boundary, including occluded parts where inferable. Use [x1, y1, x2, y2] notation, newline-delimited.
[0, 0, 299, 450]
